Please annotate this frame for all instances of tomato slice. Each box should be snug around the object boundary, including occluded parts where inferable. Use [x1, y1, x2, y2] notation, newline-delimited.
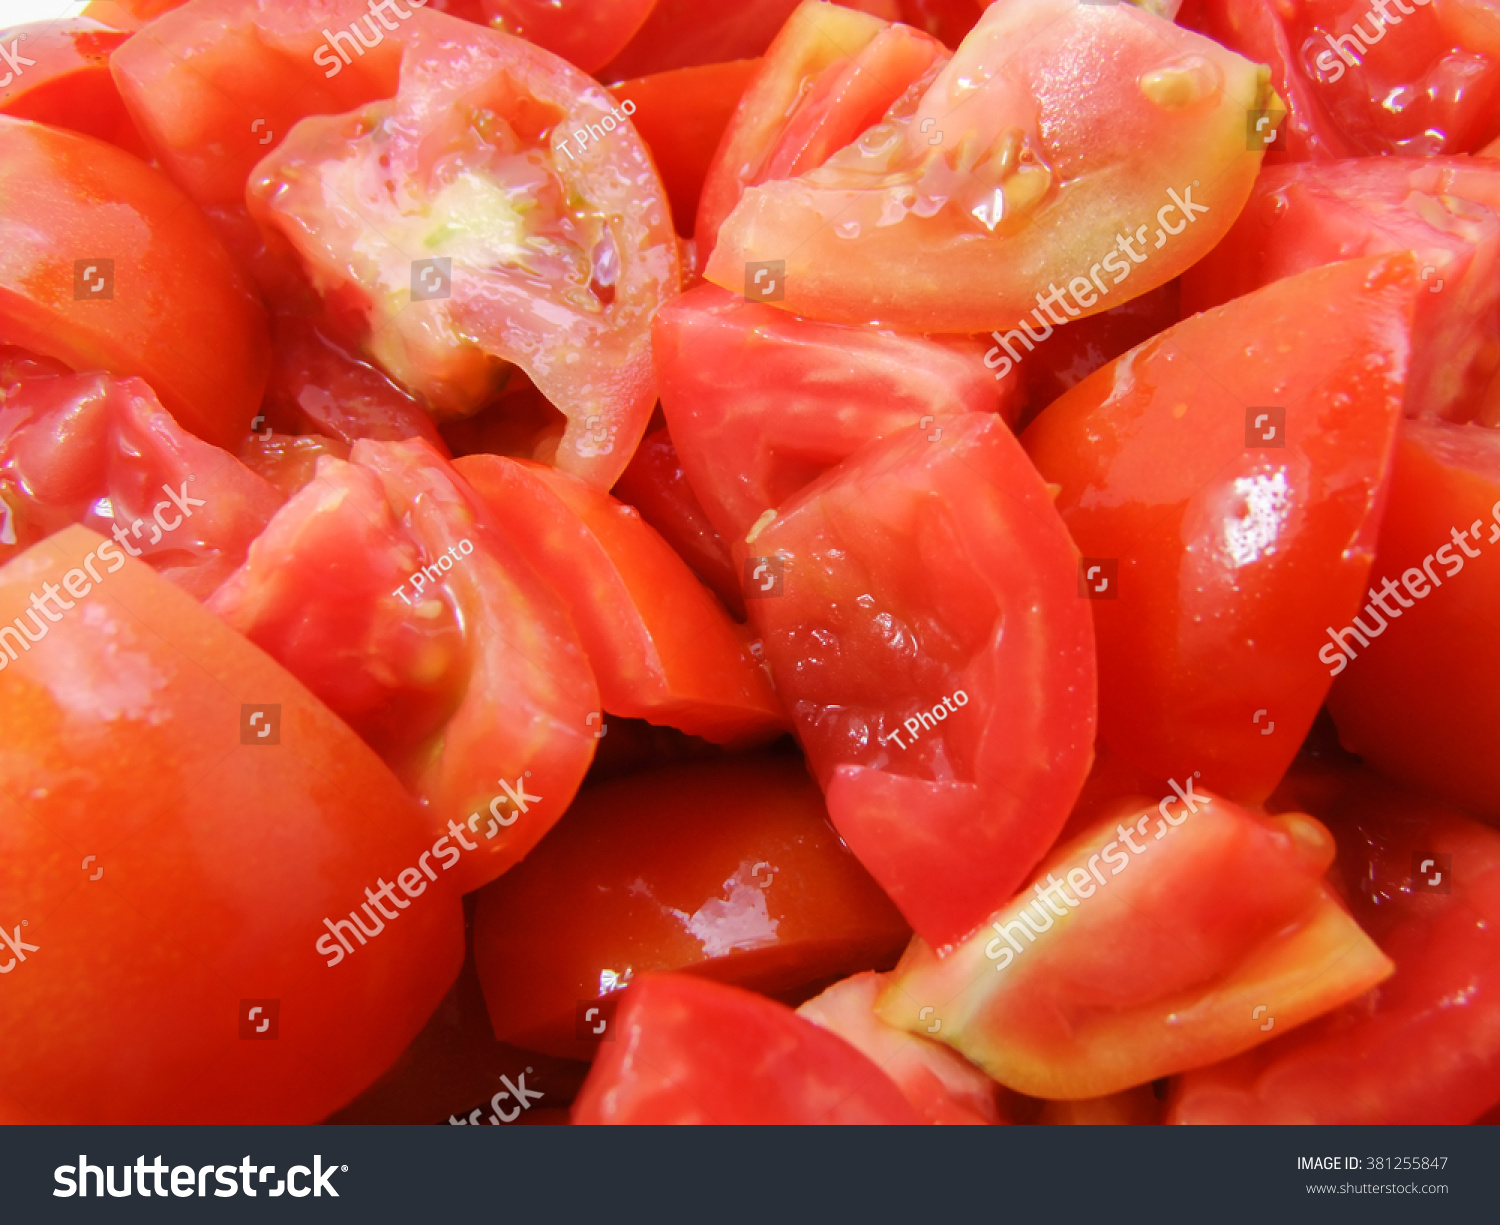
[611, 425, 744, 616]
[1325, 421, 1500, 821]
[207, 439, 599, 894]
[0, 117, 270, 452]
[1182, 157, 1500, 425]
[696, 3, 948, 260]
[703, 0, 1274, 332]
[1171, 762, 1500, 1123]
[473, 757, 910, 1061]
[572, 972, 923, 1123]
[654, 282, 1020, 547]
[0, 18, 145, 156]
[0, 355, 284, 600]
[455, 452, 786, 745]
[741, 413, 1096, 950]
[0, 524, 464, 1122]
[609, 58, 762, 236]
[1024, 254, 1416, 805]
[797, 971, 1004, 1123]
[877, 791, 1393, 1099]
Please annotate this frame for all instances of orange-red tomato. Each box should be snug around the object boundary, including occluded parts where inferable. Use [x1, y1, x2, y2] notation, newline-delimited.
[0, 18, 144, 155]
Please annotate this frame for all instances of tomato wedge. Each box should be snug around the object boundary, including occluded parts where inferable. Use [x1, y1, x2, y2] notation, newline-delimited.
[1325, 421, 1500, 821]
[741, 412, 1096, 950]
[207, 439, 599, 894]
[473, 757, 910, 1061]
[572, 973, 923, 1123]
[0, 117, 269, 452]
[0, 525, 464, 1122]
[654, 282, 1018, 547]
[0, 354, 284, 599]
[1024, 254, 1416, 805]
[703, 0, 1273, 332]
[877, 791, 1392, 1099]
[0, 18, 144, 156]
[456, 452, 786, 745]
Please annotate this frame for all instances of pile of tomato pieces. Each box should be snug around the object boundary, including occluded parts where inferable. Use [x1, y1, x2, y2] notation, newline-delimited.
[1, 0, 1499, 1128]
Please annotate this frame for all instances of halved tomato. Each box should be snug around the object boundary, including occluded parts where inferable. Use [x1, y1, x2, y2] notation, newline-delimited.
[1024, 254, 1416, 804]
[0, 524, 464, 1122]
[654, 282, 1019, 547]
[703, 0, 1273, 332]
[473, 756, 910, 1061]
[740, 413, 1096, 950]
[455, 452, 786, 744]
[0, 117, 269, 452]
[0, 352, 284, 600]
[877, 791, 1392, 1098]
[572, 972, 922, 1123]
[207, 438, 599, 894]
[0, 18, 144, 156]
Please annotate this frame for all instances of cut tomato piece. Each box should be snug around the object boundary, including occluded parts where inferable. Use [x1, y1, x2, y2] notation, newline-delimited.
[0, 353, 284, 600]
[1325, 421, 1500, 821]
[1171, 762, 1500, 1123]
[877, 791, 1393, 1099]
[609, 58, 762, 236]
[0, 18, 144, 156]
[703, 0, 1273, 332]
[0, 524, 464, 1122]
[696, 2, 948, 259]
[237, 432, 350, 499]
[572, 973, 922, 1123]
[797, 971, 1004, 1124]
[478, 0, 657, 73]
[208, 439, 599, 894]
[740, 413, 1096, 950]
[0, 117, 269, 452]
[654, 282, 1019, 547]
[1182, 157, 1500, 425]
[1024, 254, 1416, 804]
[611, 425, 744, 616]
[473, 757, 910, 1061]
[456, 453, 786, 745]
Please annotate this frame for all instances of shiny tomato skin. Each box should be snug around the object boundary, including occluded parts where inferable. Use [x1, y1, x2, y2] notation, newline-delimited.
[478, 0, 657, 73]
[878, 793, 1393, 1099]
[0, 117, 269, 452]
[609, 58, 762, 237]
[1023, 254, 1416, 805]
[703, 0, 1273, 332]
[1181, 157, 1500, 425]
[0, 525, 464, 1122]
[456, 453, 786, 745]
[0, 356, 284, 600]
[0, 19, 145, 156]
[1171, 764, 1500, 1124]
[1325, 422, 1500, 821]
[742, 412, 1096, 950]
[208, 439, 600, 895]
[473, 756, 911, 1061]
[572, 972, 923, 1123]
[654, 282, 1020, 547]
[611, 426, 745, 616]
